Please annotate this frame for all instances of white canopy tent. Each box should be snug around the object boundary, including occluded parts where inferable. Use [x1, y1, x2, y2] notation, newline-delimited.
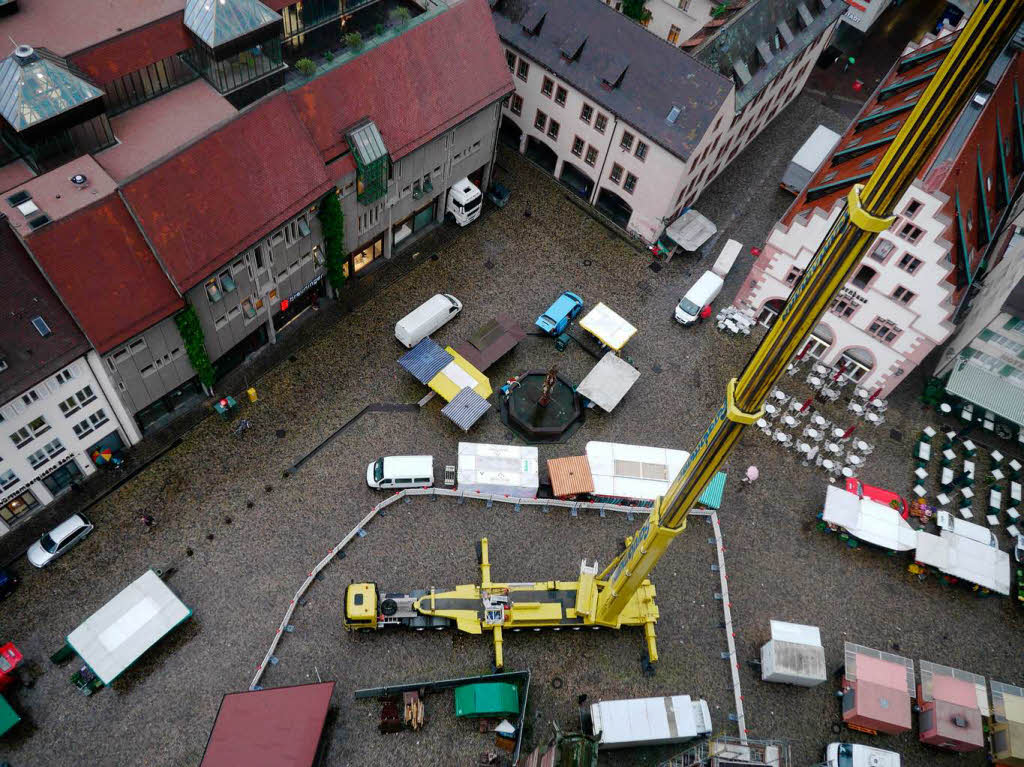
[579, 303, 637, 351]
[914, 529, 1011, 595]
[822, 484, 917, 551]
[664, 209, 716, 251]
[576, 352, 641, 412]
[586, 441, 690, 501]
[67, 570, 192, 684]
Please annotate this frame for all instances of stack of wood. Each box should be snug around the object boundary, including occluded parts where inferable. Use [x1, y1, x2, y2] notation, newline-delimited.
[403, 691, 425, 730]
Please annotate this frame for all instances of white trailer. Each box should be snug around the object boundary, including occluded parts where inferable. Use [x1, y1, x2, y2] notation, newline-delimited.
[781, 125, 841, 194]
[585, 441, 690, 501]
[760, 620, 827, 687]
[457, 442, 538, 498]
[587, 694, 712, 749]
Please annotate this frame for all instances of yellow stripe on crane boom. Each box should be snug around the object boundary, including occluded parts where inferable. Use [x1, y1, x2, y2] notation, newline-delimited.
[595, 0, 1024, 627]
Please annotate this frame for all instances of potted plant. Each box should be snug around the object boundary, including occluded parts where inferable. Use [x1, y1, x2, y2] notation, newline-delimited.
[389, 6, 411, 27]
[324, 50, 334, 62]
[374, 22, 386, 37]
[344, 31, 363, 51]
[295, 57, 316, 77]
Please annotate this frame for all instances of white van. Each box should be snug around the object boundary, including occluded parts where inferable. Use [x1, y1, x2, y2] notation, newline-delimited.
[395, 293, 462, 348]
[825, 743, 901, 767]
[366, 455, 434, 489]
[446, 178, 482, 226]
[674, 239, 741, 325]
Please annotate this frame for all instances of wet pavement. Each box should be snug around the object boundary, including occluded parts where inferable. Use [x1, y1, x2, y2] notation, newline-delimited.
[1, 90, 1022, 767]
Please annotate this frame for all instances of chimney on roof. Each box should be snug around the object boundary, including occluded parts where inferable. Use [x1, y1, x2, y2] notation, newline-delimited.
[13, 44, 36, 66]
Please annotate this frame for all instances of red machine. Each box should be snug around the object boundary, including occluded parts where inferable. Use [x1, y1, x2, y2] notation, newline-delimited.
[917, 661, 987, 752]
[0, 642, 24, 694]
[840, 642, 914, 735]
[845, 478, 909, 518]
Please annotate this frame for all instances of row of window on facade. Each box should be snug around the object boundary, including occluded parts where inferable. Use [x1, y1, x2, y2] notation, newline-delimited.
[8, 388, 105, 449]
[0, 362, 82, 423]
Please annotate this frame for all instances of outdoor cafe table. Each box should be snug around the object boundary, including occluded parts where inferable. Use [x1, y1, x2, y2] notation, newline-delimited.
[1010, 459, 1022, 472]
[923, 426, 937, 438]
[783, 415, 797, 428]
[764, 404, 777, 417]
[213, 395, 238, 417]
[962, 486, 974, 500]
[808, 376, 822, 388]
[773, 390, 787, 402]
[917, 442, 931, 461]
[914, 467, 928, 480]
[939, 403, 952, 414]
[812, 414, 827, 427]
[964, 460, 975, 478]
[1012, 482, 1022, 503]
[940, 467, 954, 487]
[992, 469, 1005, 481]
[942, 449, 956, 462]
[990, 489, 1003, 509]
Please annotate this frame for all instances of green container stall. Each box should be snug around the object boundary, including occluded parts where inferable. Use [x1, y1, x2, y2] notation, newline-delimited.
[0, 695, 21, 736]
[454, 682, 519, 719]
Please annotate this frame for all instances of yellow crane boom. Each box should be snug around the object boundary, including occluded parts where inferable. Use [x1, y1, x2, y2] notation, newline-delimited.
[347, 0, 1024, 670]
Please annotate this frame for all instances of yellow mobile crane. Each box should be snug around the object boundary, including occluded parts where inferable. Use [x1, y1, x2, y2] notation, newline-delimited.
[344, 0, 1024, 670]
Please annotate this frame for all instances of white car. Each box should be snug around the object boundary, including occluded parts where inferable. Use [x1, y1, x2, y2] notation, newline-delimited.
[26, 513, 94, 568]
[825, 742, 901, 767]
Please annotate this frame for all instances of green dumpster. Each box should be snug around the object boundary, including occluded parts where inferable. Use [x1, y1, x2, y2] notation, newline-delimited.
[0, 695, 21, 736]
[454, 682, 519, 718]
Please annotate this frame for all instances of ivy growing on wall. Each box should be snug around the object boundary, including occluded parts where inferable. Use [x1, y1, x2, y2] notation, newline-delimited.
[622, 0, 651, 24]
[318, 191, 347, 291]
[175, 306, 216, 388]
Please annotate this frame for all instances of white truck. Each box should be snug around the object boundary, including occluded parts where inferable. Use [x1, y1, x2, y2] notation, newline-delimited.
[824, 742, 901, 767]
[446, 177, 482, 226]
[583, 694, 712, 749]
[674, 239, 741, 325]
[781, 125, 841, 194]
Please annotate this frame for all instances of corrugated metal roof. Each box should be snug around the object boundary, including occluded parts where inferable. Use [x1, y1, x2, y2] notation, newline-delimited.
[946, 357, 1024, 427]
[399, 338, 452, 384]
[696, 471, 727, 510]
[547, 456, 594, 498]
[441, 387, 491, 431]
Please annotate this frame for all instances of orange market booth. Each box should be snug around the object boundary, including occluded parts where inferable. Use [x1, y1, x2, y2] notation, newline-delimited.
[917, 660, 987, 752]
[547, 456, 594, 500]
[991, 680, 1024, 767]
[839, 642, 914, 735]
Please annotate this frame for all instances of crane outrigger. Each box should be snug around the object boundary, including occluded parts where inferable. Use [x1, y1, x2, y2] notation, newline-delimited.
[344, 0, 1024, 670]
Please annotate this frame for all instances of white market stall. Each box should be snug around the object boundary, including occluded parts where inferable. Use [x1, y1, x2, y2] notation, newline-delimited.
[578, 303, 637, 352]
[66, 569, 192, 685]
[585, 441, 690, 501]
[914, 520, 1011, 595]
[457, 442, 539, 498]
[759, 620, 827, 687]
[822, 484, 917, 552]
[576, 352, 641, 412]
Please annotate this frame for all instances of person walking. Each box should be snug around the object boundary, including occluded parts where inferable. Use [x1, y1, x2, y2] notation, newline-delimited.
[140, 513, 156, 529]
[741, 465, 759, 489]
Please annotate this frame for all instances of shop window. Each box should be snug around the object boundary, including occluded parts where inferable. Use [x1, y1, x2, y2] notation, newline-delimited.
[352, 237, 384, 274]
[0, 490, 37, 522]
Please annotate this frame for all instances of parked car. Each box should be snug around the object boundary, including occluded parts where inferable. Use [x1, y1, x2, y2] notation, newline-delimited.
[535, 291, 584, 335]
[824, 742, 901, 767]
[26, 513, 94, 568]
[0, 569, 18, 600]
[366, 456, 434, 490]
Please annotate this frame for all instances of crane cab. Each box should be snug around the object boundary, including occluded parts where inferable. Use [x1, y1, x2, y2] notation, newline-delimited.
[344, 583, 379, 630]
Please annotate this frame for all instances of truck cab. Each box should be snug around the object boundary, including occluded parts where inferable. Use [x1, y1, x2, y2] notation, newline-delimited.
[343, 583, 452, 631]
[344, 583, 379, 630]
[446, 178, 482, 226]
[825, 743, 901, 767]
[535, 291, 584, 335]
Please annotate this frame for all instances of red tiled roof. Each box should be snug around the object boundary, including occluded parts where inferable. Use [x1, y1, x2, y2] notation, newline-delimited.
[289, 0, 514, 162]
[24, 195, 183, 353]
[0, 224, 89, 404]
[122, 92, 332, 291]
[70, 13, 192, 86]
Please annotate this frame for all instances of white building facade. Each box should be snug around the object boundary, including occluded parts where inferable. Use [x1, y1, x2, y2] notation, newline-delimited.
[0, 352, 140, 536]
[496, 0, 843, 244]
[604, 0, 715, 46]
[734, 185, 956, 394]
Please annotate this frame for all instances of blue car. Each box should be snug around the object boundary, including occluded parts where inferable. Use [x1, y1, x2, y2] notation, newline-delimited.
[535, 291, 584, 335]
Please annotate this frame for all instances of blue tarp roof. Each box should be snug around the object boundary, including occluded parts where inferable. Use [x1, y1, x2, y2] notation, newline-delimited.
[399, 337, 452, 384]
[696, 471, 727, 510]
[441, 387, 491, 431]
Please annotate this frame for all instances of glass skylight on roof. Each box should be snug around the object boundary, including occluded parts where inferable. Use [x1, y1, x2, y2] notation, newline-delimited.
[0, 46, 104, 133]
[184, 0, 281, 50]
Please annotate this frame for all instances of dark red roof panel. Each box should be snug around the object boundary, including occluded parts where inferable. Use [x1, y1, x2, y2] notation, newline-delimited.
[0, 224, 90, 404]
[122, 92, 332, 291]
[25, 195, 183, 353]
[289, 0, 513, 162]
[201, 682, 335, 767]
[70, 13, 192, 86]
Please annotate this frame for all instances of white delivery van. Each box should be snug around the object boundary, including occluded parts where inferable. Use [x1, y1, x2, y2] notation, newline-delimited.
[825, 743, 901, 767]
[366, 455, 434, 489]
[395, 293, 462, 348]
[585, 694, 711, 749]
[674, 239, 741, 325]
[446, 178, 482, 226]
[781, 125, 841, 194]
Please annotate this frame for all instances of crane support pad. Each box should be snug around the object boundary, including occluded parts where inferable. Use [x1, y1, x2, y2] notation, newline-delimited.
[846, 184, 896, 233]
[725, 378, 762, 425]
